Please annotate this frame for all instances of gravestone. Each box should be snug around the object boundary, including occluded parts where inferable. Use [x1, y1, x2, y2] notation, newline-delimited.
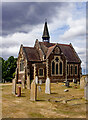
[35, 76, 38, 84]
[45, 77, 51, 94]
[39, 79, 42, 85]
[30, 80, 37, 101]
[38, 86, 42, 92]
[84, 82, 88, 100]
[65, 81, 69, 87]
[17, 86, 21, 97]
[22, 75, 25, 89]
[80, 76, 86, 89]
[12, 78, 16, 95]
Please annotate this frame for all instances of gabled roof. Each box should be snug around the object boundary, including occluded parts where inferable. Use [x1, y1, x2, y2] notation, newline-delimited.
[39, 42, 81, 63]
[23, 47, 40, 61]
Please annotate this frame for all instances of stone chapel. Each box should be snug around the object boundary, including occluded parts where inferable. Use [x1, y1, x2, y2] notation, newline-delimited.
[15, 21, 82, 88]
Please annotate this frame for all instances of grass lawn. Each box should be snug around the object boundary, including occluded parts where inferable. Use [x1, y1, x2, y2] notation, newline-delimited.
[2, 82, 87, 118]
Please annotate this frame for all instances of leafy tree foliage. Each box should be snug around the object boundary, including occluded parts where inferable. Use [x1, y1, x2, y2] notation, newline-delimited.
[0, 56, 17, 82]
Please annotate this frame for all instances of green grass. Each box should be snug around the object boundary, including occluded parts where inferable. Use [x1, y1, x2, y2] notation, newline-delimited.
[2, 82, 86, 118]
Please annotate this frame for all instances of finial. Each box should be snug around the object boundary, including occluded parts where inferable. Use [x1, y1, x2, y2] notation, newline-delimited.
[45, 18, 47, 23]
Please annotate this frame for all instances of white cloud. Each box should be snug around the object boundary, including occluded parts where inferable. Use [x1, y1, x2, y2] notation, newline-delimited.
[59, 18, 86, 41]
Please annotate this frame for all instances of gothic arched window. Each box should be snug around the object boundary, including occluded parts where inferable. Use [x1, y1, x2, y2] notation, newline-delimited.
[56, 64, 58, 75]
[52, 61, 55, 75]
[60, 62, 62, 74]
[20, 60, 24, 71]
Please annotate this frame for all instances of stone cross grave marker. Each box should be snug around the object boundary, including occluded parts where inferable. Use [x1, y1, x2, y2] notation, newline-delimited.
[35, 76, 38, 84]
[12, 78, 16, 95]
[45, 77, 51, 94]
[30, 80, 37, 101]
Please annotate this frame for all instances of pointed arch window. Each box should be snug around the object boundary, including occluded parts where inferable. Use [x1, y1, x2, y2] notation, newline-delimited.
[20, 60, 24, 71]
[56, 64, 58, 75]
[52, 61, 55, 75]
[51, 56, 63, 76]
[60, 62, 62, 74]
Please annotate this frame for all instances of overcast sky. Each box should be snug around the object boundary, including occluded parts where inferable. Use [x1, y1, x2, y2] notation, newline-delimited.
[0, 2, 86, 74]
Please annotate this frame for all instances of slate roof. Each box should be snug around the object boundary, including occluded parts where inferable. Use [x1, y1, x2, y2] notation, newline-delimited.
[39, 42, 81, 63]
[22, 41, 81, 63]
[23, 47, 40, 61]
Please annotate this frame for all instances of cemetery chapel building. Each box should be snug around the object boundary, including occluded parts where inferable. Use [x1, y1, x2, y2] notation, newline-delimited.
[16, 21, 82, 85]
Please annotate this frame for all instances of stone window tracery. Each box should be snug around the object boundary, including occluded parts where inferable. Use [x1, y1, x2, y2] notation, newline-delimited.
[51, 56, 63, 76]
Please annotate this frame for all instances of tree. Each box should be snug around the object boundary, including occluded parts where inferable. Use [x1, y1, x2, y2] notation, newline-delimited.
[1, 56, 17, 82]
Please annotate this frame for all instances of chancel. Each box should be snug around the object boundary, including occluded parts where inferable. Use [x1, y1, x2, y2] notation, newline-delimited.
[15, 21, 82, 88]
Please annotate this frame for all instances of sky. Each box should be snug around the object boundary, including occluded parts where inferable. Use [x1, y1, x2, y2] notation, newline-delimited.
[0, 2, 87, 74]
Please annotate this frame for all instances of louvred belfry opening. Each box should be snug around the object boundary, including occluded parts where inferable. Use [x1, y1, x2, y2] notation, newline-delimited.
[42, 20, 50, 43]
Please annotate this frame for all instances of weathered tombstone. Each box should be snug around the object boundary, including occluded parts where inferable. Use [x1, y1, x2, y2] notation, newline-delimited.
[35, 76, 38, 84]
[80, 76, 86, 89]
[30, 80, 37, 101]
[45, 77, 51, 94]
[84, 82, 88, 100]
[73, 78, 75, 83]
[65, 81, 69, 87]
[22, 75, 25, 89]
[12, 78, 16, 95]
[38, 86, 42, 92]
[74, 79, 77, 84]
[39, 79, 42, 85]
[17, 86, 21, 97]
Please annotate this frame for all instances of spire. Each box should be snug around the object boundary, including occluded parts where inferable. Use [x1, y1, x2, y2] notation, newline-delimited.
[42, 20, 50, 43]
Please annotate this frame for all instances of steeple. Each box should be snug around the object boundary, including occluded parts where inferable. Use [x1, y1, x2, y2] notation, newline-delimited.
[42, 20, 50, 43]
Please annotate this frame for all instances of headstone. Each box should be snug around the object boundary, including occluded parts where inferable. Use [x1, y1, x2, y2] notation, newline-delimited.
[27, 74, 31, 89]
[12, 78, 16, 95]
[39, 79, 42, 85]
[22, 75, 25, 89]
[65, 81, 69, 87]
[38, 86, 42, 92]
[74, 79, 77, 84]
[45, 77, 51, 94]
[80, 76, 86, 89]
[84, 83, 88, 100]
[30, 80, 37, 101]
[73, 78, 75, 83]
[17, 86, 21, 97]
[35, 76, 38, 84]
